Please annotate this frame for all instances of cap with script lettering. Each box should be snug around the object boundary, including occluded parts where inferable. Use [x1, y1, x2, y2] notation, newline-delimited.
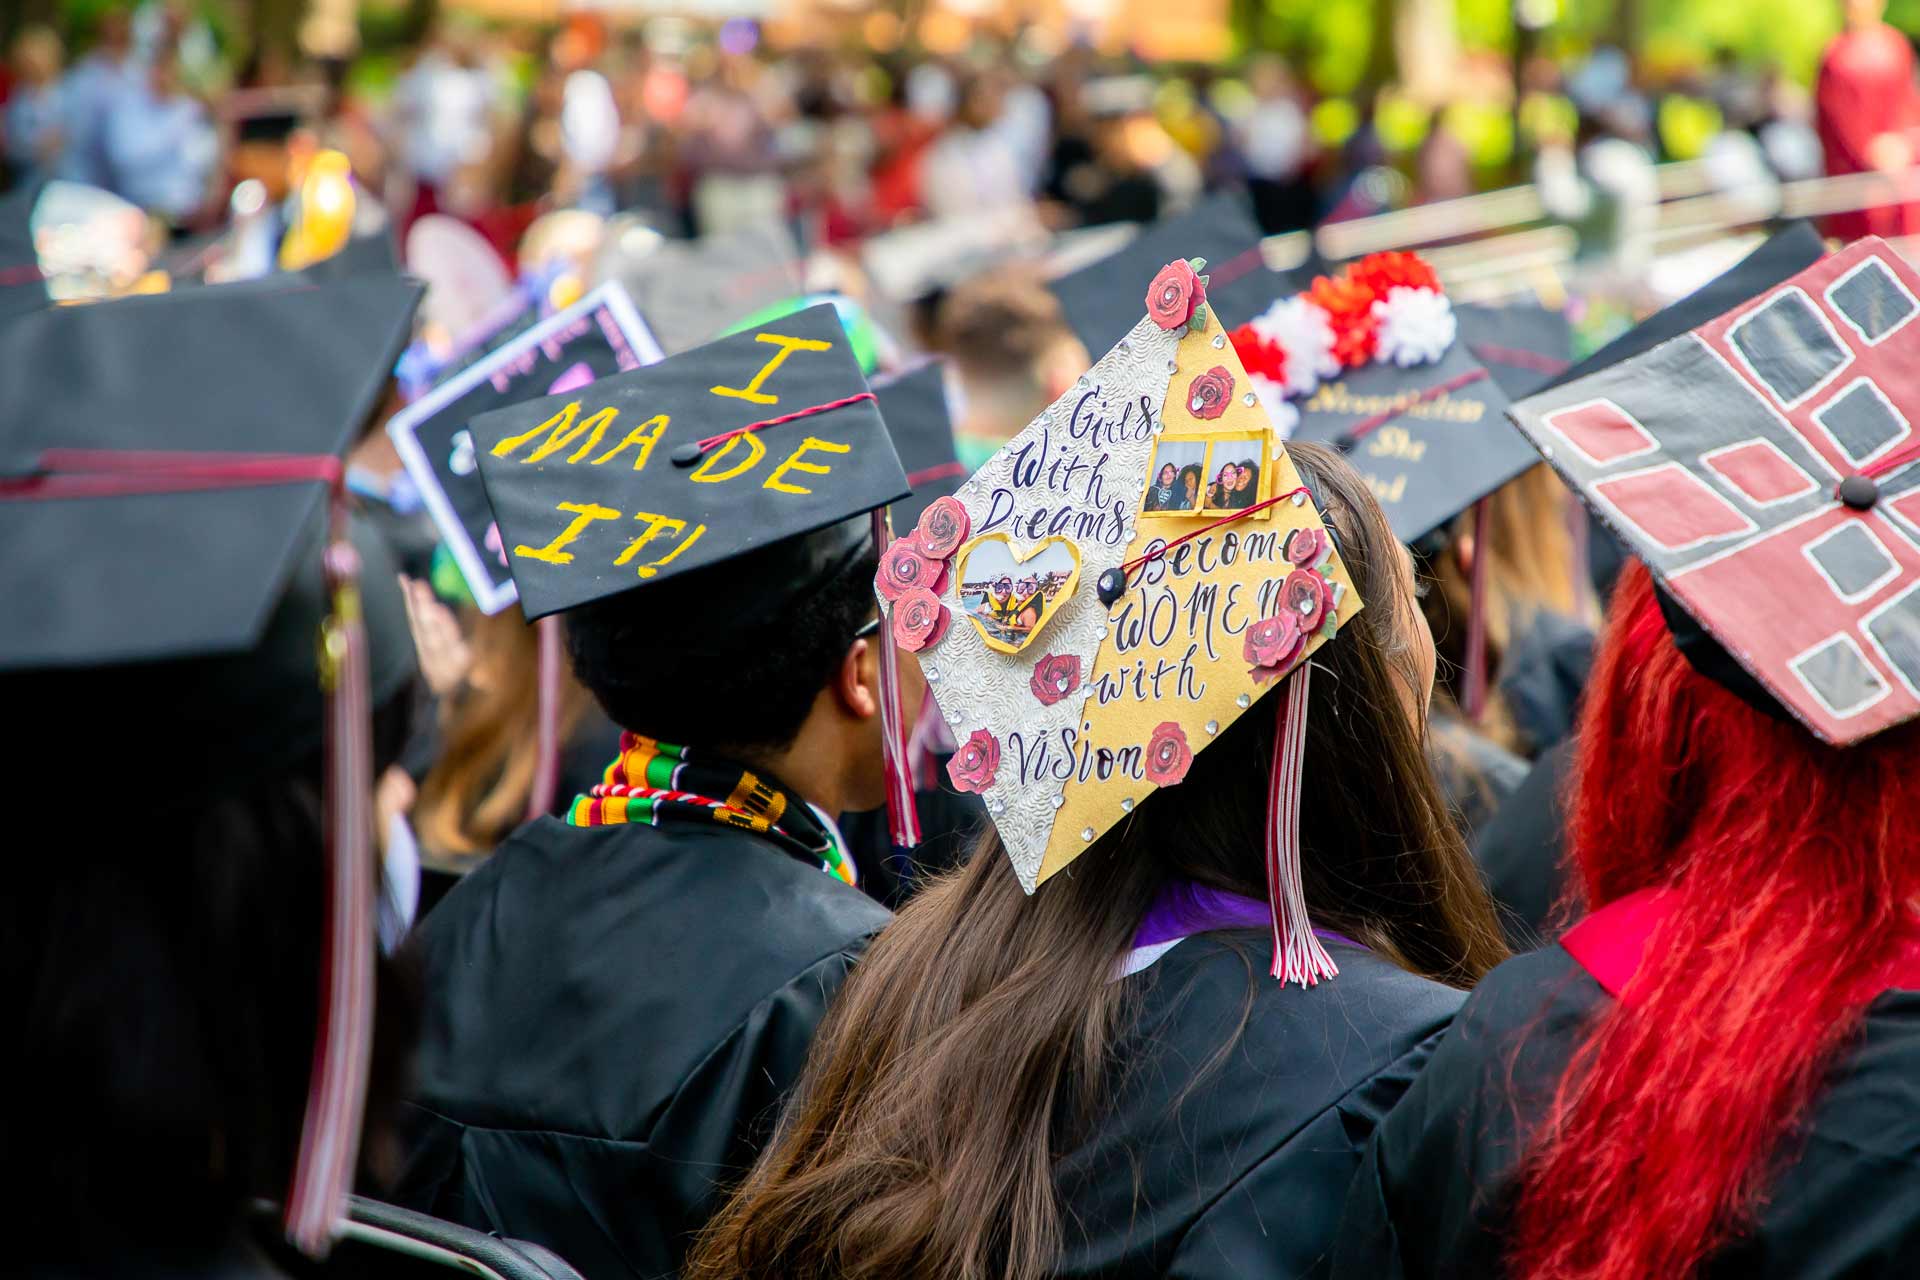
[470, 301, 909, 622]
[1511, 233, 1920, 746]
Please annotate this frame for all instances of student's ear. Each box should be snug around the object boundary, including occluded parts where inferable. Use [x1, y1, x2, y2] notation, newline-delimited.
[835, 636, 881, 721]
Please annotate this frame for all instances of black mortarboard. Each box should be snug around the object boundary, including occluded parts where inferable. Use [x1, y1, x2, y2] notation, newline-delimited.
[595, 219, 805, 356]
[471, 302, 908, 621]
[0, 274, 422, 777]
[1512, 233, 1920, 746]
[388, 282, 662, 613]
[1455, 300, 1574, 399]
[1049, 193, 1309, 353]
[0, 181, 50, 327]
[1290, 338, 1530, 545]
[873, 361, 963, 529]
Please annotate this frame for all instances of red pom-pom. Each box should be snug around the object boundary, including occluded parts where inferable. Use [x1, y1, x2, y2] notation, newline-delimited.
[1307, 274, 1378, 368]
[1346, 251, 1441, 303]
[1229, 323, 1288, 383]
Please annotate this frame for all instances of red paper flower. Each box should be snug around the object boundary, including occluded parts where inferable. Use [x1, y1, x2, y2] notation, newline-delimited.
[891, 587, 950, 652]
[1146, 260, 1205, 331]
[877, 537, 946, 601]
[1282, 569, 1332, 633]
[1186, 365, 1235, 420]
[1307, 273, 1379, 368]
[1029, 652, 1082, 706]
[1286, 526, 1329, 569]
[1244, 610, 1306, 674]
[947, 729, 1001, 794]
[1143, 721, 1194, 787]
[1229, 323, 1289, 383]
[913, 495, 971, 561]
[1347, 250, 1441, 303]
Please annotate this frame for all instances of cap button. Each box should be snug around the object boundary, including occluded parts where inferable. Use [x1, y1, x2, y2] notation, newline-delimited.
[1096, 567, 1127, 606]
[1838, 474, 1880, 510]
[670, 442, 705, 468]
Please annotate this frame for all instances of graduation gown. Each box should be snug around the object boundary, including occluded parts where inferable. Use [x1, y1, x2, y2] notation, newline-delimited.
[1332, 942, 1920, 1279]
[392, 815, 891, 1280]
[1469, 738, 1574, 950]
[1052, 932, 1466, 1279]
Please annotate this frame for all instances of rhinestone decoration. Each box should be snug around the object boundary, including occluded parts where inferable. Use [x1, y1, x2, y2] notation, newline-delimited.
[988, 798, 1005, 815]
[1167, 359, 1179, 372]
[1051, 794, 1065, 809]
[1081, 827, 1095, 842]
[1236, 693, 1251, 708]
[1205, 720, 1220, 735]
[1120, 797, 1136, 812]
[1212, 333, 1226, 349]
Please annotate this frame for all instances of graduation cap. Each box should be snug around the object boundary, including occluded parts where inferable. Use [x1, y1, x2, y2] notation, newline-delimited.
[594, 218, 805, 356]
[1048, 193, 1310, 354]
[1455, 300, 1574, 399]
[0, 274, 423, 1257]
[872, 361, 964, 530]
[0, 180, 50, 326]
[471, 301, 908, 621]
[1510, 233, 1920, 746]
[388, 282, 662, 614]
[879, 257, 1358, 984]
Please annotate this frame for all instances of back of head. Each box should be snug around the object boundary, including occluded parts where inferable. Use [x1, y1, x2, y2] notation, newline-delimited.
[936, 267, 1086, 442]
[1513, 559, 1920, 1280]
[688, 441, 1506, 1280]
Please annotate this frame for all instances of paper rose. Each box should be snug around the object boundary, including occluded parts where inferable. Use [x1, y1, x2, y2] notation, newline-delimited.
[877, 538, 946, 602]
[1146, 260, 1205, 331]
[1347, 250, 1442, 302]
[947, 729, 1001, 794]
[1143, 721, 1194, 787]
[891, 587, 950, 652]
[1029, 652, 1082, 707]
[1285, 526, 1331, 569]
[913, 495, 971, 561]
[1282, 569, 1332, 633]
[1307, 273, 1379, 368]
[1372, 285, 1456, 368]
[1244, 610, 1306, 676]
[1186, 365, 1235, 420]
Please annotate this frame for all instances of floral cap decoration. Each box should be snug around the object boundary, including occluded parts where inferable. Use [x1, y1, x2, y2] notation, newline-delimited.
[877, 257, 1364, 986]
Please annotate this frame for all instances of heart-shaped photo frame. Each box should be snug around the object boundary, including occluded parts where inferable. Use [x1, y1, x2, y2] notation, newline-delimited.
[954, 532, 1082, 655]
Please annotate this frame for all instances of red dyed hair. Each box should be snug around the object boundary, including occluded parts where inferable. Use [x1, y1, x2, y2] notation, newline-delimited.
[1512, 560, 1920, 1279]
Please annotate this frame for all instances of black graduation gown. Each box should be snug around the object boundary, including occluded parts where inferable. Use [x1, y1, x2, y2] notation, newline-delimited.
[1470, 738, 1574, 949]
[1052, 934, 1466, 1279]
[392, 815, 891, 1280]
[1333, 944, 1920, 1279]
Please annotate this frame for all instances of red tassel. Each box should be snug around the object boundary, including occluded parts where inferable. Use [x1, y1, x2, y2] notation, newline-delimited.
[284, 494, 377, 1257]
[1267, 665, 1336, 986]
[871, 510, 921, 849]
[525, 615, 564, 820]
[1463, 497, 1491, 723]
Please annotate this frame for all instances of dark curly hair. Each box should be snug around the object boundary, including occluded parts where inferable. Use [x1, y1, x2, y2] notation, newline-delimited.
[564, 531, 881, 757]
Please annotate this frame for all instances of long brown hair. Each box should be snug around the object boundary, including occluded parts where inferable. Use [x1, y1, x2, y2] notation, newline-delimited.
[1423, 463, 1595, 752]
[687, 442, 1508, 1280]
[413, 606, 595, 857]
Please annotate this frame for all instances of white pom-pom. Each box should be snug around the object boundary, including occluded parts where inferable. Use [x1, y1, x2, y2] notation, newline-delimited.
[1249, 296, 1340, 397]
[1248, 374, 1299, 437]
[1372, 286, 1455, 368]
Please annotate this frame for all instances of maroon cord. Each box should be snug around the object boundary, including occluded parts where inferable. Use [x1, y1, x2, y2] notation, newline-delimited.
[693, 390, 877, 452]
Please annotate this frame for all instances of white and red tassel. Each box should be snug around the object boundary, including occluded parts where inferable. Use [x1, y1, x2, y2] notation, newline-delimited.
[525, 614, 565, 820]
[1266, 664, 1337, 987]
[286, 499, 378, 1257]
[871, 510, 922, 849]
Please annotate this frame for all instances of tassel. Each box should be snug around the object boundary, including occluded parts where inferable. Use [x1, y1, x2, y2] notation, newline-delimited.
[1267, 664, 1337, 986]
[525, 614, 564, 820]
[1462, 497, 1491, 723]
[871, 510, 921, 849]
[906, 685, 954, 791]
[284, 495, 378, 1257]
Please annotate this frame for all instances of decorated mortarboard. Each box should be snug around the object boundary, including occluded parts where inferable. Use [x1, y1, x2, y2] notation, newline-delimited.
[1510, 235, 1920, 746]
[1049, 193, 1309, 355]
[388, 282, 662, 615]
[877, 258, 1361, 985]
[0, 179, 158, 319]
[873, 361, 965, 530]
[1228, 250, 1532, 547]
[594, 218, 806, 356]
[469, 301, 908, 622]
[406, 214, 514, 343]
[0, 274, 423, 1258]
[1455, 300, 1574, 399]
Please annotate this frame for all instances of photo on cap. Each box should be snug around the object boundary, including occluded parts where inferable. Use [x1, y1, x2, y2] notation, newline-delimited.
[1140, 438, 1208, 516]
[954, 534, 1081, 653]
